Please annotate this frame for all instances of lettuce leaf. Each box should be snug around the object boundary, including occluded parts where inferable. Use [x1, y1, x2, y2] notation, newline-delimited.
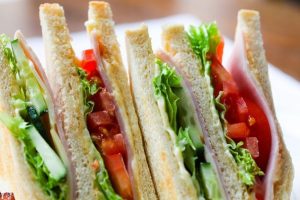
[153, 59, 181, 132]
[227, 139, 264, 186]
[76, 67, 100, 116]
[187, 23, 221, 74]
[0, 113, 67, 200]
[187, 23, 264, 187]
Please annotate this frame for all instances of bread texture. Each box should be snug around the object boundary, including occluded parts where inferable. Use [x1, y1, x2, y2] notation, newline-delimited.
[39, 3, 105, 199]
[0, 40, 50, 200]
[85, 2, 157, 199]
[126, 25, 199, 200]
[161, 25, 249, 199]
[237, 9, 294, 200]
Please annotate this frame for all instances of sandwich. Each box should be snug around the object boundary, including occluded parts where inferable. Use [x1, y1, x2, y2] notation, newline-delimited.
[39, 1, 157, 200]
[125, 9, 293, 200]
[0, 31, 72, 199]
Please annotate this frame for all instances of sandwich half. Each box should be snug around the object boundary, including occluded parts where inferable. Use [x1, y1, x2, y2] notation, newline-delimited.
[39, 2, 156, 200]
[0, 31, 72, 199]
[126, 10, 293, 200]
[126, 25, 226, 199]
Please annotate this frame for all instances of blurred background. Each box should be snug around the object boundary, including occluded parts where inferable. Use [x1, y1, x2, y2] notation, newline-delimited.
[0, 0, 299, 80]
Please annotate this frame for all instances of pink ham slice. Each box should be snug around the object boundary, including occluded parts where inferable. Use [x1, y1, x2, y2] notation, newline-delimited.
[226, 28, 279, 199]
[15, 31, 77, 200]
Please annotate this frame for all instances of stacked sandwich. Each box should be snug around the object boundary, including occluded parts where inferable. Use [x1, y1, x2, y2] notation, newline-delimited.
[0, 1, 293, 200]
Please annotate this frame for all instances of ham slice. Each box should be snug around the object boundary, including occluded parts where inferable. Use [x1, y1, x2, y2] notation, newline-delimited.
[227, 28, 279, 199]
[15, 31, 77, 199]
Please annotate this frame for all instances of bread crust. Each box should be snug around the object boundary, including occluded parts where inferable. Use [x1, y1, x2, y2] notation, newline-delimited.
[237, 9, 294, 199]
[39, 3, 105, 199]
[0, 43, 50, 200]
[126, 25, 199, 200]
[85, 2, 157, 200]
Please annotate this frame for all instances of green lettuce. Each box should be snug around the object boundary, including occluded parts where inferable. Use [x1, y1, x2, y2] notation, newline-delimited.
[187, 23, 221, 74]
[0, 113, 67, 200]
[153, 59, 222, 199]
[228, 139, 264, 186]
[76, 67, 100, 115]
[187, 23, 264, 187]
[153, 59, 181, 132]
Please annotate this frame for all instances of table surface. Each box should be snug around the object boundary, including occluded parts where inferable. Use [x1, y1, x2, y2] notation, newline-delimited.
[0, 0, 299, 80]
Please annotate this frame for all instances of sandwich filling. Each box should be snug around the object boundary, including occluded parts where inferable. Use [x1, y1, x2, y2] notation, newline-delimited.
[0, 35, 67, 200]
[77, 49, 133, 200]
[187, 23, 272, 197]
[153, 58, 223, 199]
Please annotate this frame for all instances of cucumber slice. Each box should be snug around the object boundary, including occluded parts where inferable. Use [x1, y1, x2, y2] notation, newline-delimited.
[27, 125, 66, 181]
[11, 39, 47, 114]
[200, 163, 222, 200]
[27, 106, 52, 147]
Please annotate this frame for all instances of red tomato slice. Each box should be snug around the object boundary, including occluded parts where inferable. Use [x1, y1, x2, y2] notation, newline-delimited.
[227, 122, 250, 139]
[243, 137, 259, 158]
[235, 97, 249, 122]
[243, 98, 271, 172]
[90, 89, 115, 113]
[81, 49, 98, 77]
[87, 111, 113, 131]
[101, 134, 126, 157]
[211, 57, 238, 97]
[104, 153, 133, 200]
[216, 37, 224, 63]
[99, 89, 115, 113]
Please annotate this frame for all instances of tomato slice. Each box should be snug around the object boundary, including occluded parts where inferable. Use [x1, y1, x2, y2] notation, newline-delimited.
[81, 49, 98, 77]
[227, 122, 250, 139]
[243, 137, 259, 158]
[87, 111, 114, 131]
[216, 37, 224, 63]
[243, 98, 271, 171]
[104, 153, 133, 200]
[101, 134, 126, 158]
[211, 57, 238, 97]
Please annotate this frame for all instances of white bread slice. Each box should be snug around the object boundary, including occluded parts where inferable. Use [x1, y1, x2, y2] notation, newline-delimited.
[126, 25, 199, 200]
[39, 4, 104, 199]
[0, 41, 50, 200]
[161, 25, 250, 199]
[237, 10, 293, 200]
[85, 2, 157, 199]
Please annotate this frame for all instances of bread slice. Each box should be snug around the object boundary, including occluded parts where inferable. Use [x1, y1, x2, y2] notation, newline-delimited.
[161, 25, 250, 199]
[39, 4, 105, 199]
[0, 37, 50, 200]
[85, 2, 157, 199]
[126, 25, 199, 200]
[236, 9, 293, 200]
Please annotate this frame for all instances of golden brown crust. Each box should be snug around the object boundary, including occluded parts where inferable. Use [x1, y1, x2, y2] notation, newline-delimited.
[237, 9, 294, 199]
[86, 2, 158, 199]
